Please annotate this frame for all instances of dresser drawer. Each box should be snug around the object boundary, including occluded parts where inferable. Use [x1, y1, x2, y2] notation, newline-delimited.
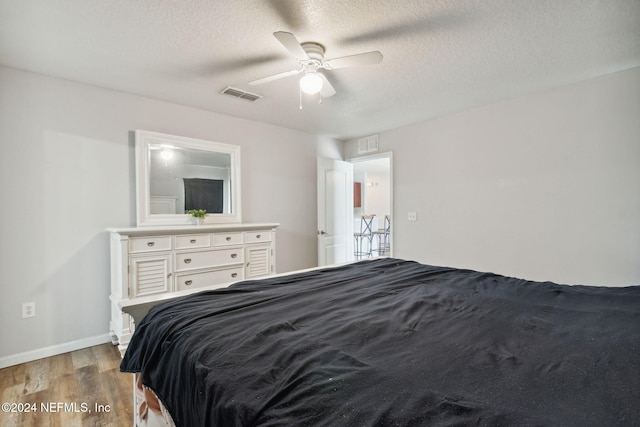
[175, 267, 244, 291]
[129, 236, 172, 253]
[245, 230, 271, 244]
[175, 233, 211, 249]
[175, 247, 243, 272]
[213, 232, 244, 246]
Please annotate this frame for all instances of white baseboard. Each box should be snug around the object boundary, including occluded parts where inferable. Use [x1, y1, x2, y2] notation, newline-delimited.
[0, 334, 113, 369]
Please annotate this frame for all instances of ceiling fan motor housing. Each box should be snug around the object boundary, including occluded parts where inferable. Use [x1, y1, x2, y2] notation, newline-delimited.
[301, 42, 325, 65]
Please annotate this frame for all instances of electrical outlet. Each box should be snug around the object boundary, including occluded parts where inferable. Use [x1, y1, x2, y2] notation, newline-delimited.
[22, 302, 36, 318]
[408, 211, 417, 221]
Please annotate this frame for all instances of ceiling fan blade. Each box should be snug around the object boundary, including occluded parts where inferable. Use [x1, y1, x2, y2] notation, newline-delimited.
[319, 73, 336, 98]
[273, 31, 309, 60]
[323, 51, 383, 70]
[248, 68, 302, 85]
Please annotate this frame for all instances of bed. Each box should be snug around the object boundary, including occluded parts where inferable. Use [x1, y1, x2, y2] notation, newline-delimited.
[120, 257, 640, 426]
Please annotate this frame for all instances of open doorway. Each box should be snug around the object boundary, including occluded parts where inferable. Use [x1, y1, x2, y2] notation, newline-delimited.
[350, 152, 393, 260]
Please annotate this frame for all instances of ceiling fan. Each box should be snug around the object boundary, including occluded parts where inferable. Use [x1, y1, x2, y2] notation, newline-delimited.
[249, 31, 383, 98]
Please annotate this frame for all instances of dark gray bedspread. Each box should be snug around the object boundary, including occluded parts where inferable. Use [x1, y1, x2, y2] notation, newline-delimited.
[121, 258, 640, 426]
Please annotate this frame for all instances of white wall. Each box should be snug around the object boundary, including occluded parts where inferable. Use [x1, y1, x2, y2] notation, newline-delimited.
[346, 67, 640, 286]
[0, 66, 342, 366]
[364, 171, 391, 219]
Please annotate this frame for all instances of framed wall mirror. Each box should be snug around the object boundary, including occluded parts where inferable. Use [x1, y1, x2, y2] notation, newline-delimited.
[135, 130, 241, 226]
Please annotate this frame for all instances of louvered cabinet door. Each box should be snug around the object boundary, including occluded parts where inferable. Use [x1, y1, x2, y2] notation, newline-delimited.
[245, 244, 272, 279]
[129, 254, 172, 298]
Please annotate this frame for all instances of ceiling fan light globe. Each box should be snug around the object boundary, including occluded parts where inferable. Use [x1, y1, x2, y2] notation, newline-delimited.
[300, 73, 323, 94]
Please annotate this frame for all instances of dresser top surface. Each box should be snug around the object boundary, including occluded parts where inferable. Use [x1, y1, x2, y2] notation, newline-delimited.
[107, 223, 280, 236]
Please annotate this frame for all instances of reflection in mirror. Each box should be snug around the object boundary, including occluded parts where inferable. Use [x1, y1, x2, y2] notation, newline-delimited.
[136, 130, 242, 226]
[149, 145, 232, 215]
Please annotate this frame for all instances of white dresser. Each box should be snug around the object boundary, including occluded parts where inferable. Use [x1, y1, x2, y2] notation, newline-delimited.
[107, 223, 279, 354]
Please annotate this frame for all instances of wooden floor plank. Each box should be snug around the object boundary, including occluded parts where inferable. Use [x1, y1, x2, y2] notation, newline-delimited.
[48, 351, 75, 380]
[70, 347, 95, 370]
[0, 344, 133, 427]
[0, 363, 26, 390]
[93, 344, 121, 373]
[22, 357, 50, 395]
[101, 368, 134, 427]
[0, 384, 25, 427]
[76, 364, 113, 426]
[29, 389, 62, 427]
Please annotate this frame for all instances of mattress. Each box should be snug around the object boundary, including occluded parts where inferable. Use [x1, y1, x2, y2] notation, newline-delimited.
[121, 258, 640, 426]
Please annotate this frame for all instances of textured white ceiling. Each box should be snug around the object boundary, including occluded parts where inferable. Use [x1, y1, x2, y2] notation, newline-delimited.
[1, 0, 639, 139]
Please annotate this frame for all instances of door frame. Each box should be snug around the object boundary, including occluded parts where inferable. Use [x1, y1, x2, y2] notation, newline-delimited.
[347, 151, 394, 258]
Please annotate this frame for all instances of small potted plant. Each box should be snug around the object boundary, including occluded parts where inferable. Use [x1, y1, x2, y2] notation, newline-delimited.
[186, 209, 207, 225]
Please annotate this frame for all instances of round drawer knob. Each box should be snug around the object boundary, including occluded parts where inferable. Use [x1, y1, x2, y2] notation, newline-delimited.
[231, 253, 237, 258]
[190, 239, 196, 244]
[185, 280, 192, 286]
[147, 241, 155, 247]
[184, 258, 192, 264]
[231, 273, 238, 278]
[226, 236, 231, 241]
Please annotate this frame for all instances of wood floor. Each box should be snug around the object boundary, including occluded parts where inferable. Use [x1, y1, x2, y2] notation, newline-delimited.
[0, 343, 133, 427]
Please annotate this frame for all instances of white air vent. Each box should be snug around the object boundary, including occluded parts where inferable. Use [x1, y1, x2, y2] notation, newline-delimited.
[357, 135, 379, 154]
[220, 87, 262, 102]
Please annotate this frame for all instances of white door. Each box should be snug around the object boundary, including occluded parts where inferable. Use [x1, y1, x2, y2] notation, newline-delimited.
[317, 157, 353, 266]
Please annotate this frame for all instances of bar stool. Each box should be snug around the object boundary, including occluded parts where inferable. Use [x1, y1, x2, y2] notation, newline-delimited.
[354, 215, 375, 259]
[373, 215, 391, 256]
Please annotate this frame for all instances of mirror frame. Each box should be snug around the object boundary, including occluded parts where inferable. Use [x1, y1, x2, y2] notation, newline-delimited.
[135, 130, 242, 226]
